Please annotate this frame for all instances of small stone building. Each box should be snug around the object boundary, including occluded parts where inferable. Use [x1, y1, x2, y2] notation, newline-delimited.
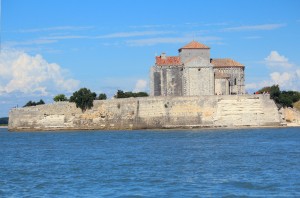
[150, 41, 245, 96]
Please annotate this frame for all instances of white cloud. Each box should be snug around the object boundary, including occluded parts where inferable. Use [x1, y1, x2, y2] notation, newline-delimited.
[0, 49, 79, 95]
[269, 71, 300, 91]
[18, 26, 94, 33]
[126, 36, 221, 46]
[129, 24, 175, 29]
[95, 77, 149, 97]
[97, 31, 173, 39]
[5, 39, 58, 47]
[134, 79, 147, 92]
[245, 81, 271, 91]
[7, 31, 174, 48]
[43, 35, 88, 40]
[265, 51, 293, 68]
[224, 24, 285, 31]
[246, 51, 300, 92]
[203, 22, 228, 26]
[296, 69, 300, 78]
[127, 37, 189, 46]
[270, 72, 292, 87]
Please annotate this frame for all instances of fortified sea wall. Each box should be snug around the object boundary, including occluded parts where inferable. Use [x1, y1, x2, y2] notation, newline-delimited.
[9, 95, 283, 131]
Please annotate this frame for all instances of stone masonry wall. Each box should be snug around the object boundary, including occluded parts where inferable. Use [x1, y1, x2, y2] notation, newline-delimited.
[9, 95, 283, 131]
[214, 67, 245, 94]
[183, 67, 214, 96]
[179, 49, 210, 63]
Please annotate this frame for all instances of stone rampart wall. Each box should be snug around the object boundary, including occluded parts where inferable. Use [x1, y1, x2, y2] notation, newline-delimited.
[8, 95, 283, 131]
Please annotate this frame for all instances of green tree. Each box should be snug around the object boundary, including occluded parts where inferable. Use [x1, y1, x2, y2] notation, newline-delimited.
[23, 99, 45, 107]
[281, 91, 300, 103]
[257, 85, 300, 108]
[36, 99, 45, 105]
[69, 88, 96, 112]
[114, 90, 148, 98]
[269, 85, 281, 102]
[53, 94, 68, 102]
[24, 100, 34, 107]
[115, 90, 126, 98]
[135, 92, 149, 97]
[98, 93, 107, 100]
[257, 85, 280, 100]
[278, 94, 293, 107]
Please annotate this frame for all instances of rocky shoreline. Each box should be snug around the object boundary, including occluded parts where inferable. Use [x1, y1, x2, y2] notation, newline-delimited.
[6, 124, 300, 133]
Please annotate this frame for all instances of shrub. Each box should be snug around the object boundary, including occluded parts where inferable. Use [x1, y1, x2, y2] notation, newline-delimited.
[53, 94, 68, 102]
[257, 85, 300, 108]
[98, 93, 107, 100]
[23, 99, 45, 107]
[114, 90, 149, 98]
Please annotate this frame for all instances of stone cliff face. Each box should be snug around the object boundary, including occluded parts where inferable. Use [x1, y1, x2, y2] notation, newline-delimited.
[281, 108, 300, 127]
[9, 95, 283, 131]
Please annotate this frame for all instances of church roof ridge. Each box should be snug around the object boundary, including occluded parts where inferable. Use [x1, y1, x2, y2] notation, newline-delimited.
[211, 58, 244, 67]
[179, 40, 210, 50]
[155, 56, 182, 66]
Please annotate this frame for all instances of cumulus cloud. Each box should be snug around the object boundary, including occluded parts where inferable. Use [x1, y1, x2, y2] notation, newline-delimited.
[246, 81, 270, 91]
[269, 71, 300, 91]
[265, 51, 299, 90]
[134, 79, 147, 92]
[0, 49, 80, 95]
[246, 51, 300, 92]
[265, 51, 293, 68]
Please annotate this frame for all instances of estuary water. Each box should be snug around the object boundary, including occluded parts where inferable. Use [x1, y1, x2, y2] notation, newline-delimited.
[0, 128, 299, 197]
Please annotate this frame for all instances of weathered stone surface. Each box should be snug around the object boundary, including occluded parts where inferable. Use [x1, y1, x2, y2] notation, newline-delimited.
[150, 41, 245, 97]
[281, 107, 300, 127]
[8, 95, 284, 131]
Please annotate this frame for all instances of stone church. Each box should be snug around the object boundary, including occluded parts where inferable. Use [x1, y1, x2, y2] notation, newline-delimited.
[150, 41, 245, 96]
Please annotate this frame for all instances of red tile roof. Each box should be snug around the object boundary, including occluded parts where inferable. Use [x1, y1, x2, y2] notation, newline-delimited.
[156, 56, 182, 66]
[211, 58, 244, 67]
[179, 41, 210, 49]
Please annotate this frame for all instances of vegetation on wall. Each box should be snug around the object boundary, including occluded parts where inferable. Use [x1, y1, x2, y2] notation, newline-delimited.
[23, 100, 45, 107]
[257, 85, 300, 108]
[22, 87, 149, 114]
[114, 90, 149, 98]
[53, 94, 68, 102]
[23, 88, 148, 112]
[97, 93, 107, 100]
[69, 88, 97, 112]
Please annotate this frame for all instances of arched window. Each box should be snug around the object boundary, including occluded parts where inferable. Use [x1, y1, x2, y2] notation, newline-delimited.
[234, 78, 237, 85]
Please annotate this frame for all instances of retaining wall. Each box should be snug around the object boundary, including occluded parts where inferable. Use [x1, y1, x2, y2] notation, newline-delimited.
[8, 95, 283, 131]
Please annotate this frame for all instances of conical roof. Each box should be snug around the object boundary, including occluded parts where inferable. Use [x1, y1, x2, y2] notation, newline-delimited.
[179, 41, 210, 49]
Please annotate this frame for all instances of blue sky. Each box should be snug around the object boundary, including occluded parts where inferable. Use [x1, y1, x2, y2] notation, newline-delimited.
[0, 0, 300, 117]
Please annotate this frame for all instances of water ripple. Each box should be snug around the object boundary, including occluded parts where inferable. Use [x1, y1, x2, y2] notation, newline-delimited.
[0, 127, 300, 197]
